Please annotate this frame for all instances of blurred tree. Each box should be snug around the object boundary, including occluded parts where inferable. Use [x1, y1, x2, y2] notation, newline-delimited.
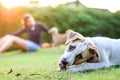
[0, 5, 120, 42]
[76, 0, 80, 6]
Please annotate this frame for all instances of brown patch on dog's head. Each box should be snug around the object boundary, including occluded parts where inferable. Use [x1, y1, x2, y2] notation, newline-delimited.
[85, 43, 100, 63]
[73, 43, 100, 65]
[65, 31, 85, 44]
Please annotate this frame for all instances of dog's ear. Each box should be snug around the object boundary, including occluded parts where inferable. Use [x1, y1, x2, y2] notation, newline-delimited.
[82, 43, 100, 62]
[86, 44, 100, 62]
[65, 31, 85, 44]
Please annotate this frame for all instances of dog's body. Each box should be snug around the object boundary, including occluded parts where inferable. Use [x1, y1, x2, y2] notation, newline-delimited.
[49, 27, 73, 47]
[51, 33, 67, 47]
[48, 27, 67, 47]
[58, 31, 120, 72]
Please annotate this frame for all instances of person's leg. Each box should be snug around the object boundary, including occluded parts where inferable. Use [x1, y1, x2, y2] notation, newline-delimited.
[0, 35, 27, 53]
[0, 35, 12, 47]
[0, 38, 3, 44]
[27, 40, 40, 51]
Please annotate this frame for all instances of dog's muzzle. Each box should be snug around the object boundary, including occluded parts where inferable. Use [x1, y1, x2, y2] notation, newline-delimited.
[59, 58, 69, 71]
[59, 53, 84, 71]
[59, 52, 91, 71]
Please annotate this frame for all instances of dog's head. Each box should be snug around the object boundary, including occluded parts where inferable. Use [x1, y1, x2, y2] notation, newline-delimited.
[58, 31, 100, 70]
[48, 27, 58, 34]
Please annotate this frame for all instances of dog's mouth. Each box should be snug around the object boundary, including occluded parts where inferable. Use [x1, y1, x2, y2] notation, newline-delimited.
[58, 63, 69, 71]
[73, 53, 85, 65]
[59, 53, 85, 71]
[59, 53, 84, 71]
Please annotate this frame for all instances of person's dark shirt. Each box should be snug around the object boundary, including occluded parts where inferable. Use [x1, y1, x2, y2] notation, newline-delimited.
[12, 22, 48, 45]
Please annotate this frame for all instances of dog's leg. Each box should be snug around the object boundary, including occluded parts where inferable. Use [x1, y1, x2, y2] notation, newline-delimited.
[66, 62, 111, 72]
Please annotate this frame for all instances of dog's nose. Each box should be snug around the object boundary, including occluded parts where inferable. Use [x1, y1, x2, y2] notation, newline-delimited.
[61, 58, 68, 65]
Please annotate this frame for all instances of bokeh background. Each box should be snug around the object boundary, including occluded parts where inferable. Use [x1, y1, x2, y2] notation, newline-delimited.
[0, 0, 120, 43]
[0, 1, 120, 79]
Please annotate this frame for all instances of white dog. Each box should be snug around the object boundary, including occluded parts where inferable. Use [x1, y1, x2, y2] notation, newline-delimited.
[58, 31, 120, 72]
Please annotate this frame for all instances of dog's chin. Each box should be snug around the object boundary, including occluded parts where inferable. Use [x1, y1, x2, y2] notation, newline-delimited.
[59, 64, 69, 71]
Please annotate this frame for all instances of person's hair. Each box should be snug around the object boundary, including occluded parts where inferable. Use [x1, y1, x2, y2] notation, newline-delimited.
[21, 13, 35, 27]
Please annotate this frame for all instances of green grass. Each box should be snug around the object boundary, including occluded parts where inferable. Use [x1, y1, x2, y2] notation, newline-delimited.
[0, 46, 120, 80]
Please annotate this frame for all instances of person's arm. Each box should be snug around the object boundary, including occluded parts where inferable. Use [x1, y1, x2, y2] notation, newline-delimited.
[39, 22, 49, 34]
[12, 28, 26, 36]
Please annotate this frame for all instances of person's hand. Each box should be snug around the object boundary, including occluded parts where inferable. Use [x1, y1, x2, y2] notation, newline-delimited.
[48, 30, 51, 34]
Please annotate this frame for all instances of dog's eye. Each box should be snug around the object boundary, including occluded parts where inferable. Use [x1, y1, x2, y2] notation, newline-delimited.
[68, 45, 76, 51]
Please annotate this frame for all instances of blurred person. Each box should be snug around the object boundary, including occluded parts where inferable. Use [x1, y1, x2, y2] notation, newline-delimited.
[0, 13, 49, 53]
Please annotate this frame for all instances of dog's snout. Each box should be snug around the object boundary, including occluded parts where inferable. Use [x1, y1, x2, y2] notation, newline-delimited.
[61, 58, 68, 65]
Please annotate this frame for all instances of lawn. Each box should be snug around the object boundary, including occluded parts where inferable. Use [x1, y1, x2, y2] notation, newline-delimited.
[0, 46, 120, 80]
